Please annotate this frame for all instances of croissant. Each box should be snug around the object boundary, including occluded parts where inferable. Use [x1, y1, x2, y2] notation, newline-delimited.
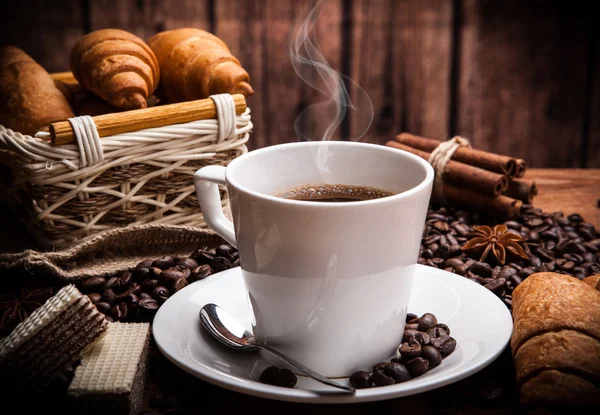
[70, 29, 159, 110]
[0, 46, 74, 135]
[511, 272, 600, 411]
[147, 28, 253, 103]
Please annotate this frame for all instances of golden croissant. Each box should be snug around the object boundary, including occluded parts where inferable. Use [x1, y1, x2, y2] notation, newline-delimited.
[147, 28, 253, 103]
[70, 29, 160, 110]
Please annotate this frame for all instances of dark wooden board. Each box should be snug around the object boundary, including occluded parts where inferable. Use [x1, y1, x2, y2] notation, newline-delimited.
[0, 0, 84, 72]
[214, 0, 267, 150]
[456, 0, 591, 168]
[352, 0, 453, 145]
[88, 0, 211, 40]
[586, 22, 599, 168]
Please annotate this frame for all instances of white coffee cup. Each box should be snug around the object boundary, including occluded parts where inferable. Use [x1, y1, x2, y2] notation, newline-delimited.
[194, 141, 434, 377]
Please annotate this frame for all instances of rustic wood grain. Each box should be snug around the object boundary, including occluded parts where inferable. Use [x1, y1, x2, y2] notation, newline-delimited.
[586, 24, 600, 168]
[457, 0, 591, 168]
[353, 0, 453, 145]
[0, 0, 84, 72]
[214, 0, 267, 150]
[88, 0, 211, 40]
[525, 169, 600, 227]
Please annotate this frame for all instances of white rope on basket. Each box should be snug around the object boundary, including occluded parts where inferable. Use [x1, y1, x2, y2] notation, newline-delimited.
[0, 94, 252, 247]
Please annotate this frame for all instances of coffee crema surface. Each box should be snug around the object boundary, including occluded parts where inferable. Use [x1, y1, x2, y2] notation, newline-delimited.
[274, 184, 395, 202]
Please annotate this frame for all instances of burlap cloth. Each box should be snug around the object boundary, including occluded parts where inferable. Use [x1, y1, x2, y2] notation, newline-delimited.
[0, 224, 227, 281]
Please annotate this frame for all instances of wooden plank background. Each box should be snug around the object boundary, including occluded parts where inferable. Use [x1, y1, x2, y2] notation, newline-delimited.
[0, 0, 597, 167]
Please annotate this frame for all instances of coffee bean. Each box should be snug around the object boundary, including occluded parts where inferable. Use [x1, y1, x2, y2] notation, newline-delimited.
[422, 345, 443, 368]
[276, 369, 297, 388]
[349, 371, 372, 389]
[124, 293, 139, 308]
[384, 362, 411, 383]
[141, 279, 160, 292]
[160, 269, 186, 285]
[113, 272, 133, 292]
[152, 256, 176, 270]
[405, 323, 419, 330]
[372, 371, 395, 386]
[139, 298, 159, 310]
[421, 249, 433, 259]
[212, 256, 233, 272]
[87, 292, 102, 304]
[149, 267, 163, 278]
[433, 323, 450, 335]
[173, 277, 188, 292]
[174, 257, 199, 270]
[428, 326, 449, 339]
[484, 278, 506, 294]
[136, 259, 154, 270]
[101, 288, 117, 305]
[405, 357, 429, 377]
[195, 249, 215, 265]
[440, 337, 457, 356]
[399, 340, 422, 360]
[80, 276, 106, 293]
[406, 313, 418, 323]
[216, 244, 236, 259]
[568, 213, 583, 223]
[418, 313, 438, 331]
[413, 331, 431, 346]
[133, 267, 151, 282]
[103, 276, 119, 290]
[139, 292, 152, 300]
[152, 286, 170, 302]
[444, 258, 464, 269]
[259, 366, 278, 385]
[373, 362, 389, 373]
[423, 235, 441, 245]
[173, 265, 191, 279]
[95, 301, 111, 314]
[453, 223, 470, 236]
[471, 262, 492, 278]
[403, 329, 420, 343]
[111, 302, 127, 321]
[504, 221, 521, 230]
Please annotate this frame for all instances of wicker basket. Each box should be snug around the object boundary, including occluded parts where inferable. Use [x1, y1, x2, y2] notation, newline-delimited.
[0, 93, 252, 249]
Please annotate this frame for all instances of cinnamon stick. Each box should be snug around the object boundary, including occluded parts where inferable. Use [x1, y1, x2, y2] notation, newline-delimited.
[505, 178, 537, 204]
[395, 133, 518, 177]
[386, 141, 509, 197]
[443, 184, 523, 220]
[515, 159, 527, 178]
[49, 94, 247, 145]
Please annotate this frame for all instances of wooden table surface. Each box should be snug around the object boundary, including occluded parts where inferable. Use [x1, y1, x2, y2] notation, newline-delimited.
[0, 168, 599, 414]
[524, 169, 600, 228]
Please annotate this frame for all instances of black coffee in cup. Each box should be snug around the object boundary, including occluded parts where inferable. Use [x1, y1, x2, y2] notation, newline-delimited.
[274, 184, 394, 202]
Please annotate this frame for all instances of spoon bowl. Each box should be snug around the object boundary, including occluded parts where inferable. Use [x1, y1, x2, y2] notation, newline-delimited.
[199, 303, 355, 393]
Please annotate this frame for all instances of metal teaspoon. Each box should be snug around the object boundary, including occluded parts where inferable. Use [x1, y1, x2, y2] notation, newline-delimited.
[199, 303, 355, 393]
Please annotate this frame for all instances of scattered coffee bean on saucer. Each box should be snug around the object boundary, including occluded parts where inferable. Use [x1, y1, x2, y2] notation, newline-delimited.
[259, 365, 298, 388]
[349, 312, 456, 389]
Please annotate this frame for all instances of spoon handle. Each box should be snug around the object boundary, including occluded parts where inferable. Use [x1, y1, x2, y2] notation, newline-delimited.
[258, 344, 355, 393]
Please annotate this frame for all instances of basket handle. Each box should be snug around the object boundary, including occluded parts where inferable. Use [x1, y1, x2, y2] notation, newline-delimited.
[48, 94, 247, 145]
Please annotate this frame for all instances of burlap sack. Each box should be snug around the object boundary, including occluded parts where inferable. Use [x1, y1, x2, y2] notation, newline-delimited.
[0, 224, 226, 281]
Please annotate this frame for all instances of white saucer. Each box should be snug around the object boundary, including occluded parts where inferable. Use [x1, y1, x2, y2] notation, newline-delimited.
[152, 265, 513, 404]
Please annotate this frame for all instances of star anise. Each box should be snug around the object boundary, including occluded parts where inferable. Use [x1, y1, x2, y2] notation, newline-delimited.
[0, 279, 54, 338]
[461, 224, 529, 264]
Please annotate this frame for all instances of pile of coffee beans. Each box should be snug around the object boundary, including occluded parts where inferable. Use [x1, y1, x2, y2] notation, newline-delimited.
[348, 312, 455, 389]
[77, 244, 238, 322]
[418, 204, 600, 309]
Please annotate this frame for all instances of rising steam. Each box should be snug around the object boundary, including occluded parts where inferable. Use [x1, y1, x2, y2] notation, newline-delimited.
[290, 0, 373, 142]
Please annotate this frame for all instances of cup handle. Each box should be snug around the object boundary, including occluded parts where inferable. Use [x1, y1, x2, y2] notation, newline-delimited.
[194, 166, 237, 247]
